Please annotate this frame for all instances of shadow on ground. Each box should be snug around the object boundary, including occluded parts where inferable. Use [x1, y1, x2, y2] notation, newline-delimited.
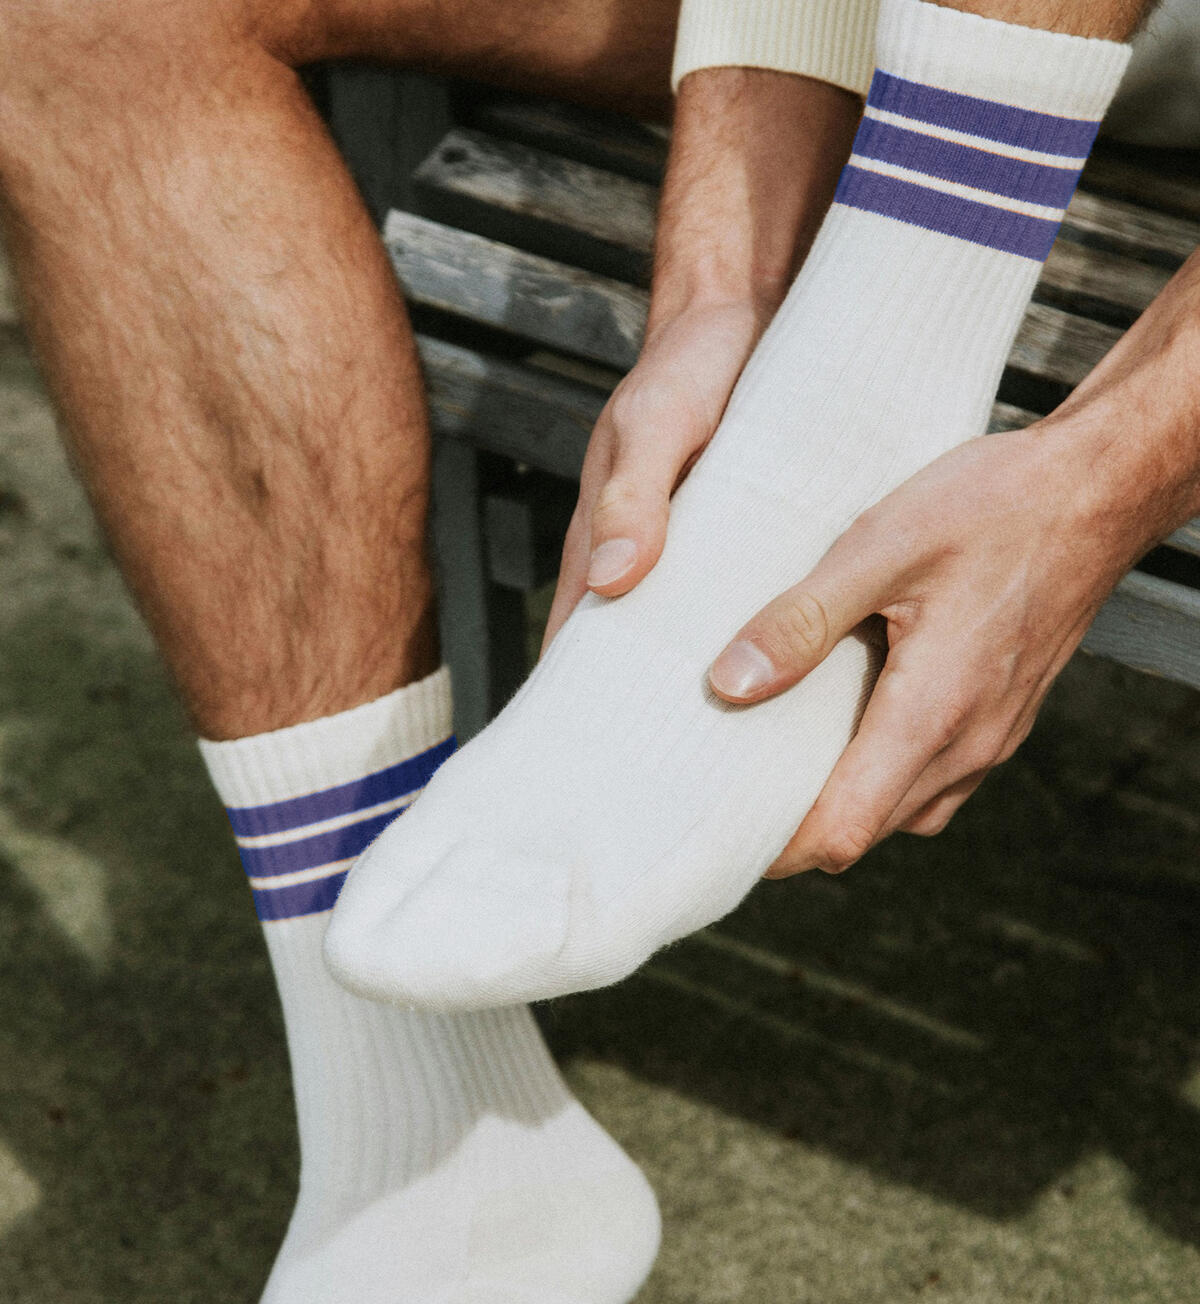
[0, 580, 1198, 1301]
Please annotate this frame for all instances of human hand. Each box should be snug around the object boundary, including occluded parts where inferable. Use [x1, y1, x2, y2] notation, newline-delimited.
[706, 243, 1200, 876]
[541, 297, 766, 648]
[540, 66, 862, 652]
[708, 244, 1200, 877]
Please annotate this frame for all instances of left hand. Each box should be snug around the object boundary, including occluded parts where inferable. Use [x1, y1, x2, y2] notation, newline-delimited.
[707, 412, 1188, 877]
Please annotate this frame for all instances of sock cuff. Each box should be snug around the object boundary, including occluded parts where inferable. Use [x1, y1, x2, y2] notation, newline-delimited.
[199, 668, 454, 923]
[199, 666, 453, 808]
[875, 0, 1132, 127]
[672, 0, 879, 96]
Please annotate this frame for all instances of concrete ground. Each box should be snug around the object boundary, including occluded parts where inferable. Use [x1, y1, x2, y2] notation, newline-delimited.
[1, 275, 1199, 1302]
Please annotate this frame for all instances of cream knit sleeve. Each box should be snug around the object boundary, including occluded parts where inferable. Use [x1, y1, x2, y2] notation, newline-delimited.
[671, 0, 880, 97]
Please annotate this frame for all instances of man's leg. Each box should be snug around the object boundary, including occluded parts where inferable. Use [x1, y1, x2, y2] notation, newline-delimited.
[0, 0, 678, 743]
[0, 1, 676, 1297]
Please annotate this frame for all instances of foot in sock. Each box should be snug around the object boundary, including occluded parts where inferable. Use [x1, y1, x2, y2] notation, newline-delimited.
[323, 0, 1131, 1013]
[199, 670, 659, 1304]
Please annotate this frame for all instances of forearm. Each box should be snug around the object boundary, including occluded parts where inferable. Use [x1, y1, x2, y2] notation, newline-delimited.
[648, 66, 861, 331]
[1047, 248, 1200, 547]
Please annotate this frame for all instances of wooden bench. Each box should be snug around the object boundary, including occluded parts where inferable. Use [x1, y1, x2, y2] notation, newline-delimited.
[326, 72, 1200, 739]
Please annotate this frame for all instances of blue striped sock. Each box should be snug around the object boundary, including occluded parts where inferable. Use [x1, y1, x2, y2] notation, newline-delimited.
[198, 668, 661, 1302]
[836, 69, 1099, 261]
[227, 733, 455, 922]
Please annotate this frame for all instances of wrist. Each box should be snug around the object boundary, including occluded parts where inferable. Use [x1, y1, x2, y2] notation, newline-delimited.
[650, 67, 860, 332]
[645, 262, 789, 337]
[1034, 252, 1200, 548]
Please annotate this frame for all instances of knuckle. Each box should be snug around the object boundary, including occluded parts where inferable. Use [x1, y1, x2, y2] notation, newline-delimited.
[607, 381, 658, 439]
[592, 477, 643, 525]
[912, 811, 954, 838]
[958, 731, 1005, 774]
[764, 591, 830, 663]
[819, 822, 876, 871]
[928, 695, 972, 751]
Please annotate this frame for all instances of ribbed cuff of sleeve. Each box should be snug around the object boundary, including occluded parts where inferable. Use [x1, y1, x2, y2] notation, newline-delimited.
[671, 0, 880, 97]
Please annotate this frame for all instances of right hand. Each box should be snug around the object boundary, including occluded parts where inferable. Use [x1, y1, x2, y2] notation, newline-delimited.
[541, 295, 771, 650]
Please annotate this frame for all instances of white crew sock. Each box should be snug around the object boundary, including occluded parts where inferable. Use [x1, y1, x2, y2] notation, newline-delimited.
[323, 0, 1131, 1012]
[198, 667, 659, 1304]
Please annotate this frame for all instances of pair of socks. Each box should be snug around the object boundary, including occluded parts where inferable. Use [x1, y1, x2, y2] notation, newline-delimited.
[202, 3, 1133, 1297]
[323, 0, 1132, 1011]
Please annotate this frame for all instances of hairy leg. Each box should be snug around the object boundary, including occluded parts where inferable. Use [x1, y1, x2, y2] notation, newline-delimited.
[0, 0, 678, 741]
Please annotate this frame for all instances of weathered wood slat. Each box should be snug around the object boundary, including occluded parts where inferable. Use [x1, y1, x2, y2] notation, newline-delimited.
[1165, 520, 1200, 560]
[416, 334, 598, 478]
[414, 128, 658, 257]
[1062, 189, 1200, 267]
[1038, 239, 1170, 323]
[386, 210, 645, 371]
[388, 209, 1121, 396]
[415, 340, 1064, 476]
[1081, 569, 1200, 690]
[398, 215, 1199, 558]
[1082, 147, 1200, 224]
[397, 213, 1200, 557]
[987, 402, 1041, 433]
[415, 130, 1192, 316]
[469, 94, 667, 182]
[1008, 302, 1121, 389]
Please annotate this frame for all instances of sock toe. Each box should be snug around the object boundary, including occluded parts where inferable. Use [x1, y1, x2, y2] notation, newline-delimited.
[329, 838, 579, 1010]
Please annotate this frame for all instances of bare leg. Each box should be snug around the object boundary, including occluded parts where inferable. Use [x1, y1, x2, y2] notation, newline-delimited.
[0, 0, 679, 741]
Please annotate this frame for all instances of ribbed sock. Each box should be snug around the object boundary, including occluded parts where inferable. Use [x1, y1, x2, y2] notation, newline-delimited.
[323, 0, 1130, 1012]
[199, 668, 659, 1304]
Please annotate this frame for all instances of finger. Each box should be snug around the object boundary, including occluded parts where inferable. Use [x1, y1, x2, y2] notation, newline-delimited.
[541, 508, 595, 655]
[884, 687, 1043, 835]
[897, 772, 985, 837]
[585, 408, 697, 598]
[766, 648, 964, 877]
[879, 747, 987, 838]
[709, 515, 897, 703]
[541, 437, 616, 654]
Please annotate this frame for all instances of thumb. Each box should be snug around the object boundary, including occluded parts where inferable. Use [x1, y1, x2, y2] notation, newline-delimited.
[585, 407, 704, 597]
[709, 523, 891, 702]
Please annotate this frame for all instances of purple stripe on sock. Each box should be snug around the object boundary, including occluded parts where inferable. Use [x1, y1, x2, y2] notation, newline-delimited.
[868, 70, 1100, 158]
[236, 804, 406, 879]
[854, 117, 1081, 209]
[226, 736, 454, 837]
[252, 869, 349, 921]
[834, 166, 1060, 261]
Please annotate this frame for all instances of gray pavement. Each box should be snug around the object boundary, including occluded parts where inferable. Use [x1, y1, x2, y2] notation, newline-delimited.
[0, 310, 1198, 1302]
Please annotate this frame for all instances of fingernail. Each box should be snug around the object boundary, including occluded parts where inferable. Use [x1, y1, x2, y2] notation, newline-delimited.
[709, 641, 776, 698]
[587, 538, 637, 588]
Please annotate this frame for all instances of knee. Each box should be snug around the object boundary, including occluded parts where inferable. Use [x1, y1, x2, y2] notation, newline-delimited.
[0, 2, 212, 116]
[0, 0, 309, 117]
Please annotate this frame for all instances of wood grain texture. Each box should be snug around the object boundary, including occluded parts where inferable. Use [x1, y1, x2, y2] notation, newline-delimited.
[469, 94, 667, 182]
[386, 211, 645, 371]
[414, 129, 658, 255]
[389, 209, 1123, 397]
[404, 115, 1200, 692]
[416, 334, 600, 479]
[1082, 146, 1200, 224]
[1081, 569, 1200, 690]
[1062, 189, 1200, 268]
[417, 335, 1200, 688]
